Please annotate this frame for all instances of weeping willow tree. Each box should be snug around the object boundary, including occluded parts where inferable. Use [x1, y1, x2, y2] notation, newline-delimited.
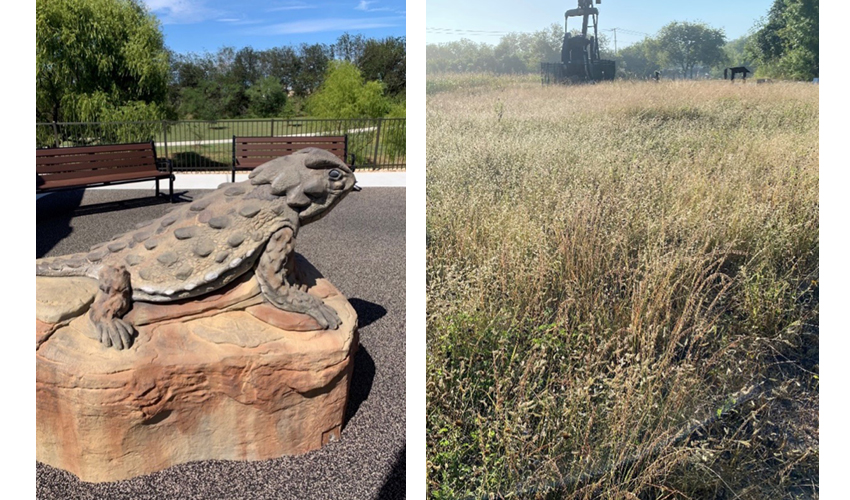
[36, 0, 170, 145]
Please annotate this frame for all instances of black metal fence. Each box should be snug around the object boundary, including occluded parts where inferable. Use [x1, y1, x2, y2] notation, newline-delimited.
[36, 118, 406, 171]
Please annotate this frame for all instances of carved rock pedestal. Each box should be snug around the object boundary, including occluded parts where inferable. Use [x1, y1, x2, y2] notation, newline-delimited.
[36, 257, 357, 483]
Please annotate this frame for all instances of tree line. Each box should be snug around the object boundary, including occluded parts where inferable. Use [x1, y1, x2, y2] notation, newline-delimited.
[426, 0, 818, 81]
[37, 0, 406, 125]
[169, 33, 405, 121]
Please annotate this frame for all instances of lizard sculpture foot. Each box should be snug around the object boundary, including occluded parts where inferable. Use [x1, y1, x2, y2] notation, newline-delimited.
[94, 317, 135, 350]
[303, 297, 342, 330]
[88, 265, 135, 350]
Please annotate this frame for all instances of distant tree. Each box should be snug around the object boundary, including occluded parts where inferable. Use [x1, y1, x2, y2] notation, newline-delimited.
[616, 38, 663, 78]
[164, 35, 405, 120]
[36, 0, 169, 123]
[723, 35, 758, 76]
[748, 0, 818, 79]
[232, 47, 262, 88]
[359, 37, 406, 97]
[246, 76, 288, 118]
[307, 61, 390, 119]
[425, 25, 610, 75]
[177, 83, 219, 121]
[494, 33, 532, 73]
[293, 43, 332, 97]
[170, 52, 210, 90]
[778, 0, 818, 78]
[426, 39, 496, 73]
[532, 24, 565, 64]
[748, 0, 787, 65]
[260, 46, 301, 93]
[333, 33, 367, 63]
[656, 21, 727, 79]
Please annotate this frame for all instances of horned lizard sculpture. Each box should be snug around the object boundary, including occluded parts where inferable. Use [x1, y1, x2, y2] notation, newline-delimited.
[36, 148, 356, 350]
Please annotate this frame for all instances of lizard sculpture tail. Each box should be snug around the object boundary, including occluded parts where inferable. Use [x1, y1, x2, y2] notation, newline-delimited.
[36, 254, 99, 279]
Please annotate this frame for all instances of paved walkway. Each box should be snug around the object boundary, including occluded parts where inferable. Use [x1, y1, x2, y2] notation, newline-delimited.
[36, 188, 405, 499]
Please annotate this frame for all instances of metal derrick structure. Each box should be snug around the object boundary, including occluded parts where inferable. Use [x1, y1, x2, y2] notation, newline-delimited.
[541, 0, 616, 84]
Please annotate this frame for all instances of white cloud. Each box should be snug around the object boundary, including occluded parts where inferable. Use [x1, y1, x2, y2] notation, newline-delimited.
[267, 1, 317, 12]
[217, 17, 264, 25]
[355, 1, 393, 13]
[142, 0, 221, 24]
[258, 16, 403, 34]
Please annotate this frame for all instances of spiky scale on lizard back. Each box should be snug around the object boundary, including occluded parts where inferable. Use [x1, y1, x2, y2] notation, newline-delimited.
[36, 148, 357, 304]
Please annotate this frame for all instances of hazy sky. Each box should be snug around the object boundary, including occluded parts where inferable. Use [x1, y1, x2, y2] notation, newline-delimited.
[426, 0, 775, 47]
[141, 0, 406, 54]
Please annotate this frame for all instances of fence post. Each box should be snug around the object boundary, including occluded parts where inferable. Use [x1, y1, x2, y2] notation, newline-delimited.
[52, 122, 60, 148]
[162, 120, 169, 160]
[372, 118, 382, 168]
[270, 118, 275, 137]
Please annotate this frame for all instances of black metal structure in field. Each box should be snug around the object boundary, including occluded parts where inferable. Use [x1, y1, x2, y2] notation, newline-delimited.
[724, 66, 751, 82]
[541, 0, 616, 84]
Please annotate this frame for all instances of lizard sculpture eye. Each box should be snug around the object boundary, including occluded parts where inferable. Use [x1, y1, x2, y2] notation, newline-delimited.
[328, 169, 342, 180]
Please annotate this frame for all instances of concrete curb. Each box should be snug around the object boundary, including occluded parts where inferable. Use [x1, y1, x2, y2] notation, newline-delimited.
[39, 171, 406, 195]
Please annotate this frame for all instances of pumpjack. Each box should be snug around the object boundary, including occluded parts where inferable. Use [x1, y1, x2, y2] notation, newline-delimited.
[541, 0, 615, 83]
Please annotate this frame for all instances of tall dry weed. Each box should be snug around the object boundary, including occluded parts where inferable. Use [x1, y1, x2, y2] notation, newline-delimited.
[427, 76, 818, 499]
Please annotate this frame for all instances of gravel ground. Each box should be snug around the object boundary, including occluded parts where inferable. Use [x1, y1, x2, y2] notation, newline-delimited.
[36, 187, 406, 500]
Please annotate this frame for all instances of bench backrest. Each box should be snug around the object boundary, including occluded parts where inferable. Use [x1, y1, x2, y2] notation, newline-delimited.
[233, 136, 348, 169]
[37, 142, 160, 184]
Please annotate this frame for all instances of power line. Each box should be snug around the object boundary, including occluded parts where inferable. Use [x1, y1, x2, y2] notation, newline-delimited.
[603, 27, 651, 37]
[426, 27, 510, 37]
[427, 26, 652, 40]
[600, 27, 652, 53]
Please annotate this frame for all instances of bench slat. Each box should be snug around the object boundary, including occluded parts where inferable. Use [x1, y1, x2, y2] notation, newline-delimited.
[235, 160, 277, 169]
[38, 170, 170, 191]
[36, 141, 172, 201]
[235, 144, 345, 153]
[231, 135, 349, 182]
[36, 142, 153, 157]
[36, 149, 156, 167]
[235, 136, 346, 144]
[37, 156, 158, 174]
[39, 164, 164, 182]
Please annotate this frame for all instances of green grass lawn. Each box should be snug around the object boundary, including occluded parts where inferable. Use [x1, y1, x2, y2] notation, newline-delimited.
[38, 117, 405, 170]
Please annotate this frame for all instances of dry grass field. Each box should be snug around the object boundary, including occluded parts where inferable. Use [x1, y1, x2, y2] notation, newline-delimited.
[426, 74, 818, 499]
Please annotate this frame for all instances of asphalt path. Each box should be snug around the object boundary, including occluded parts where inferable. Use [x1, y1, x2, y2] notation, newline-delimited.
[36, 187, 406, 500]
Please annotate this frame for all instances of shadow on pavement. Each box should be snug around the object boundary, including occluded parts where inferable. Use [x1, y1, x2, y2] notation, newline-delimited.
[37, 190, 188, 222]
[377, 445, 405, 499]
[343, 298, 385, 425]
[36, 190, 84, 257]
[345, 346, 375, 425]
[348, 298, 387, 329]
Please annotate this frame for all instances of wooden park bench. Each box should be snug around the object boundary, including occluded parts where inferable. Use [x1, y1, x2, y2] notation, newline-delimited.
[231, 135, 353, 182]
[37, 142, 174, 201]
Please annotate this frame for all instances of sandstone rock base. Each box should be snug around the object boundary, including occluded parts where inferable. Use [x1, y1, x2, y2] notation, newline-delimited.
[36, 257, 357, 483]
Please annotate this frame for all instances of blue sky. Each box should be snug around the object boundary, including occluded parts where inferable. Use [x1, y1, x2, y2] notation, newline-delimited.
[426, 0, 775, 48]
[142, 0, 406, 54]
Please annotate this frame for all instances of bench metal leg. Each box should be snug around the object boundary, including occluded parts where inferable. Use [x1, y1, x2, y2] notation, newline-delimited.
[169, 175, 174, 203]
[155, 178, 160, 197]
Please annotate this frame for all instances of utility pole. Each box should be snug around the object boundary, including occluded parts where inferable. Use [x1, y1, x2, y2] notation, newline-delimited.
[612, 28, 617, 54]
[604, 27, 618, 54]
